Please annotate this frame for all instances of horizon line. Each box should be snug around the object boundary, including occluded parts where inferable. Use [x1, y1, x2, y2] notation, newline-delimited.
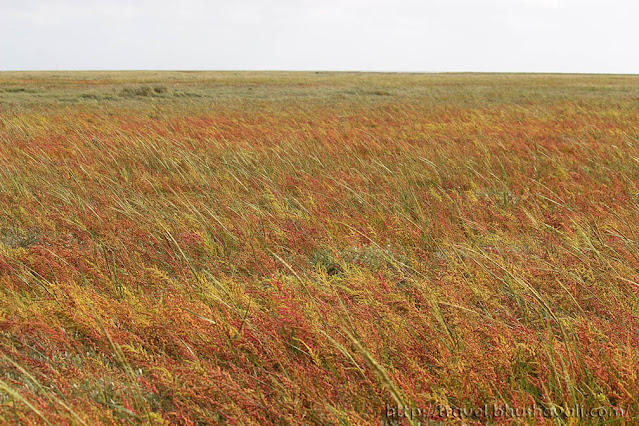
[1, 69, 638, 76]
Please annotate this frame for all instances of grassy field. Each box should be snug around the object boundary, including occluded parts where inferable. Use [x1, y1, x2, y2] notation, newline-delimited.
[1, 71, 639, 424]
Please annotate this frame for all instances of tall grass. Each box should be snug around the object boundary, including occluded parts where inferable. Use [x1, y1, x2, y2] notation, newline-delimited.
[0, 71, 638, 424]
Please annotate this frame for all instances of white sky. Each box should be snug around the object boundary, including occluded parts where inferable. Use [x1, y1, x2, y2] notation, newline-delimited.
[1, 0, 637, 73]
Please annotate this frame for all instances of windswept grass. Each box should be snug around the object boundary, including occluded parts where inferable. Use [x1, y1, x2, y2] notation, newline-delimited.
[1, 71, 639, 424]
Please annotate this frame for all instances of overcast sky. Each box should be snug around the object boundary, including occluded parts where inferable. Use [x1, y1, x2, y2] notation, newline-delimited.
[1, 0, 637, 73]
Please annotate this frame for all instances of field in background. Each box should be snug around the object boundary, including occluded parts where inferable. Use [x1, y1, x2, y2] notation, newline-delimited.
[1, 71, 639, 424]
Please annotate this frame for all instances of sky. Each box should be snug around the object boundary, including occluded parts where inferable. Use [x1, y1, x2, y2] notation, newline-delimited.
[1, 0, 637, 73]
